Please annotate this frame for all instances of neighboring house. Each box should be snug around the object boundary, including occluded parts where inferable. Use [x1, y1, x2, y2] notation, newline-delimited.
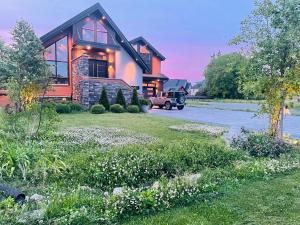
[164, 79, 191, 95]
[130, 37, 169, 98]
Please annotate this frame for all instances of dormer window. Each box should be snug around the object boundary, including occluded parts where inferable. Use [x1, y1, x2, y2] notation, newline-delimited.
[81, 17, 108, 44]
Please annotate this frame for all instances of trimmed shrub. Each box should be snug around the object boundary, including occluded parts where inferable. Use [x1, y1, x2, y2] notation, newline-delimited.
[127, 105, 140, 113]
[131, 88, 140, 106]
[116, 89, 126, 108]
[139, 98, 150, 106]
[231, 129, 293, 158]
[69, 102, 84, 112]
[55, 103, 71, 114]
[110, 104, 124, 113]
[99, 88, 110, 111]
[90, 104, 106, 114]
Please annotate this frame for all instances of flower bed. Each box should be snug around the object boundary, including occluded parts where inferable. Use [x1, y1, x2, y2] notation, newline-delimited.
[57, 127, 157, 147]
[169, 123, 228, 136]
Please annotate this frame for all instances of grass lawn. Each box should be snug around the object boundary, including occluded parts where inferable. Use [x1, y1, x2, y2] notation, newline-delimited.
[59, 112, 220, 143]
[123, 170, 300, 225]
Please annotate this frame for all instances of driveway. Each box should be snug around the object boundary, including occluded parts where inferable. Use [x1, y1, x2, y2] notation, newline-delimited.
[149, 106, 300, 139]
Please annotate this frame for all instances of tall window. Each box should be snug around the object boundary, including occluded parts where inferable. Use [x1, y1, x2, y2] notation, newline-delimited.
[82, 17, 108, 43]
[45, 36, 69, 84]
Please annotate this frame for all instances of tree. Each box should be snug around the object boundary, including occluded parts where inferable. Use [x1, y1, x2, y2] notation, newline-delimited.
[116, 89, 126, 108]
[0, 20, 51, 112]
[131, 88, 140, 106]
[99, 88, 110, 110]
[231, 0, 300, 139]
[205, 53, 247, 99]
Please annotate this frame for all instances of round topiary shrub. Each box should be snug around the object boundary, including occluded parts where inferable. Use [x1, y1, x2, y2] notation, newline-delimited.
[55, 103, 71, 114]
[127, 105, 140, 113]
[90, 104, 106, 114]
[110, 104, 124, 113]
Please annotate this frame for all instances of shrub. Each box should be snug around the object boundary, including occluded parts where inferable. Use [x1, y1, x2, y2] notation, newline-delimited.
[127, 105, 140, 113]
[231, 129, 292, 158]
[139, 98, 150, 106]
[110, 104, 124, 113]
[99, 88, 110, 111]
[116, 89, 126, 108]
[55, 103, 71, 114]
[69, 102, 84, 112]
[131, 88, 140, 106]
[90, 104, 106, 114]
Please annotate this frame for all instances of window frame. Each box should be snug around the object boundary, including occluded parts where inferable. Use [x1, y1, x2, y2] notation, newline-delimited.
[45, 36, 69, 85]
[82, 18, 108, 44]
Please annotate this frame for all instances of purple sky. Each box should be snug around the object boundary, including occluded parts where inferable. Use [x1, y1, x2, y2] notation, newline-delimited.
[0, 0, 253, 83]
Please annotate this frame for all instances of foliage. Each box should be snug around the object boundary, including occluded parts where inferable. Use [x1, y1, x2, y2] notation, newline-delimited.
[231, 129, 293, 158]
[90, 104, 106, 114]
[1, 103, 60, 140]
[99, 88, 110, 111]
[55, 103, 71, 114]
[127, 105, 140, 113]
[110, 104, 124, 113]
[139, 98, 150, 106]
[116, 89, 127, 108]
[0, 20, 52, 112]
[69, 102, 84, 112]
[205, 53, 247, 99]
[131, 88, 140, 106]
[65, 140, 239, 190]
[231, 0, 300, 138]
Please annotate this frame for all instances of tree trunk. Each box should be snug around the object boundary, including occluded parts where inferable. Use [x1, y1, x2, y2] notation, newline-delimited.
[269, 102, 285, 140]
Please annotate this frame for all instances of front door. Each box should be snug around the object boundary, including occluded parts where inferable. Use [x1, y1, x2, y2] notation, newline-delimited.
[88, 59, 108, 78]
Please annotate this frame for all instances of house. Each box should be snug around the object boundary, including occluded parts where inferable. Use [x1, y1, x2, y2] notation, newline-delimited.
[130, 37, 169, 98]
[164, 79, 191, 95]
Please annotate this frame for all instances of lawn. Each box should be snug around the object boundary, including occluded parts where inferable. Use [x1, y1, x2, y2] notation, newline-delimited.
[124, 170, 300, 225]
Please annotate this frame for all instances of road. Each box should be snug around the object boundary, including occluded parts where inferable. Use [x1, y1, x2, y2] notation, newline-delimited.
[149, 106, 300, 139]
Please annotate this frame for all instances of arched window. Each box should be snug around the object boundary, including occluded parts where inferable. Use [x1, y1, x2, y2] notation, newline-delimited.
[82, 17, 108, 44]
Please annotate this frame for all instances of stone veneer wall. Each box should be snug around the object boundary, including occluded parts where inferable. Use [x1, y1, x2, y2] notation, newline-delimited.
[72, 54, 133, 108]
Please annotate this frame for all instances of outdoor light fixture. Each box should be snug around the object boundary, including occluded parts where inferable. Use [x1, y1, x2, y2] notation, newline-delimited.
[102, 16, 106, 20]
[86, 45, 92, 50]
[106, 48, 111, 53]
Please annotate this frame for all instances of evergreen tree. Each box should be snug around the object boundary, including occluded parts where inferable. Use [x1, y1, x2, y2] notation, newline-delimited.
[116, 89, 126, 108]
[131, 88, 140, 106]
[99, 87, 110, 110]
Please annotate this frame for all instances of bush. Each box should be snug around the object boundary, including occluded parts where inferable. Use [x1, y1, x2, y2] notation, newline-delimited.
[231, 129, 292, 158]
[116, 89, 126, 108]
[90, 104, 106, 114]
[127, 105, 140, 113]
[139, 98, 150, 106]
[99, 88, 110, 111]
[55, 103, 71, 114]
[110, 104, 124, 113]
[69, 102, 84, 112]
[131, 88, 140, 106]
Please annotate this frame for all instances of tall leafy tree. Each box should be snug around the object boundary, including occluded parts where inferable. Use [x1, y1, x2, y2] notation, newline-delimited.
[205, 53, 247, 99]
[0, 20, 51, 112]
[231, 0, 300, 139]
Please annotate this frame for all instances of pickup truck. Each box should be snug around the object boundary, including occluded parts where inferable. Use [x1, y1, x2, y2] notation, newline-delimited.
[150, 91, 185, 110]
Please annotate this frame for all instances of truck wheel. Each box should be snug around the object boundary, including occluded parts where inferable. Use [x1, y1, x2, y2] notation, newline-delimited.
[159, 105, 164, 109]
[177, 105, 184, 110]
[165, 102, 172, 110]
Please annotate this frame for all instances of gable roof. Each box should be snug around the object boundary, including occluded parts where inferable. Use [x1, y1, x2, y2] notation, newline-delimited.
[130, 36, 166, 61]
[40, 3, 149, 72]
[164, 79, 191, 92]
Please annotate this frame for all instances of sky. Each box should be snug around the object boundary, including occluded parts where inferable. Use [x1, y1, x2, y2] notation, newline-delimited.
[0, 0, 254, 83]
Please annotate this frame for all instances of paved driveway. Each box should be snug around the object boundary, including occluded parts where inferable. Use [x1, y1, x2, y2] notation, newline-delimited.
[149, 106, 300, 139]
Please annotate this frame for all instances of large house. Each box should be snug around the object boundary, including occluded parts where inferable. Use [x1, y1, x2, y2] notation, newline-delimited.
[41, 3, 170, 107]
[0, 3, 170, 108]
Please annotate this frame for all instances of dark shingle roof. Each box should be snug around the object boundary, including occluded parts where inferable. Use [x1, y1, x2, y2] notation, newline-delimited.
[40, 3, 149, 72]
[130, 36, 166, 61]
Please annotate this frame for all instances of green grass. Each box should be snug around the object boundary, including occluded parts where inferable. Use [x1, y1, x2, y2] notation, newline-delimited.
[59, 112, 220, 143]
[123, 170, 300, 225]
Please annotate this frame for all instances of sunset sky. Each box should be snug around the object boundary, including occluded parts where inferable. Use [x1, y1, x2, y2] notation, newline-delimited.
[0, 0, 253, 83]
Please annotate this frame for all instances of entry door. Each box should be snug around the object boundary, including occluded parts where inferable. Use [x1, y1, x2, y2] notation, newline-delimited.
[89, 59, 108, 78]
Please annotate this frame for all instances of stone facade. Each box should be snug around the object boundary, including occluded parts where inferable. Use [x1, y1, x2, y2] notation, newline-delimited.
[72, 54, 133, 108]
